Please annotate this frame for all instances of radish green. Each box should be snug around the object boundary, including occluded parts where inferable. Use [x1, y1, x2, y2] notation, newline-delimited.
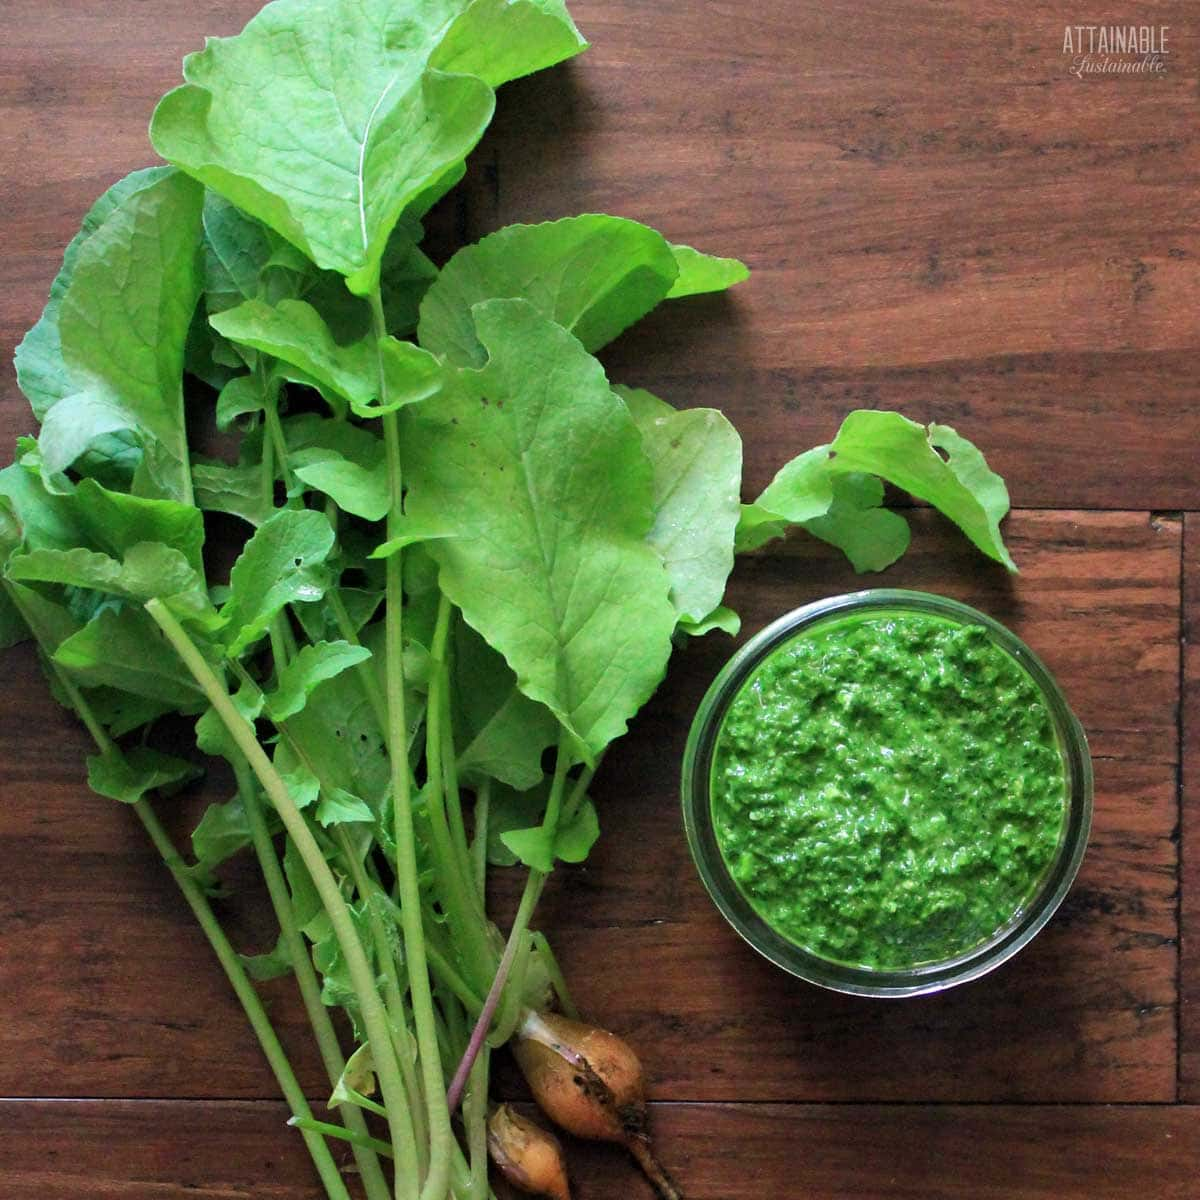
[1, 1, 1016, 1197]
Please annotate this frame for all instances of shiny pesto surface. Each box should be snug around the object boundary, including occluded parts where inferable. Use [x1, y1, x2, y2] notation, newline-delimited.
[710, 612, 1068, 970]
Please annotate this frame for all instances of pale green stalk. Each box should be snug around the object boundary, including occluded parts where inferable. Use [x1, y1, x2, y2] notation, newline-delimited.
[259, 407, 276, 515]
[371, 286, 454, 1200]
[6, 583, 350, 1200]
[143, 598, 417, 1199]
[470, 780, 490, 903]
[425, 595, 492, 976]
[235, 759, 392, 1200]
[336, 828, 430, 1171]
[263, 381, 292, 493]
[325, 586, 390, 733]
[446, 739, 580, 1110]
[531, 932, 580, 1021]
[464, 1050, 490, 1200]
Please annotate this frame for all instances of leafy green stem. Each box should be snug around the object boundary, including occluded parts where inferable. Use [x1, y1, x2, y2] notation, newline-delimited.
[373, 283, 455, 1200]
[470, 780, 490, 904]
[431, 608, 474, 909]
[234, 757, 392, 1200]
[289, 1116, 395, 1160]
[262, 375, 292, 495]
[134, 800, 351, 1200]
[336, 827, 430, 1173]
[259, 405, 276, 516]
[446, 735, 577, 1112]
[464, 1049, 490, 1200]
[325, 586, 390, 733]
[530, 931, 580, 1022]
[445, 861, 542, 1113]
[142, 597, 416, 1198]
[7, 596, 352, 1200]
[423, 937, 485, 1015]
[425, 594, 492, 980]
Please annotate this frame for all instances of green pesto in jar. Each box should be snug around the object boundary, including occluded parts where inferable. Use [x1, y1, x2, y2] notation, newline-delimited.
[710, 611, 1068, 970]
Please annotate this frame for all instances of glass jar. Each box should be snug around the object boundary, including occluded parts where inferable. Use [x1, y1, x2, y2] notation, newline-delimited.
[681, 589, 1093, 998]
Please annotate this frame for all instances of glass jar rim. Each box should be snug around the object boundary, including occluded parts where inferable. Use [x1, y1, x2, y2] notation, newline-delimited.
[680, 588, 1094, 998]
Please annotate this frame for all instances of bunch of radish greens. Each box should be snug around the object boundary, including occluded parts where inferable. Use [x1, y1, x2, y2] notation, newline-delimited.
[0, 1, 1016, 1198]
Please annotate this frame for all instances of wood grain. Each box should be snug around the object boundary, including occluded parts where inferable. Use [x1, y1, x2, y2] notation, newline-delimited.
[0, 0, 1196, 1196]
[0, 0, 262, 457]
[1182, 513, 1198, 1099]
[2, 1101, 1198, 1200]
[463, 0, 1200, 509]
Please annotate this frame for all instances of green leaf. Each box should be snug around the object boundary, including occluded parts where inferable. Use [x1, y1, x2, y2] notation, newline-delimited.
[74, 689, 174, 738]
[380, 234, 439, 334]
[292, 586, 382, 644]
[734, 446, 836, 553]
[330, 1042, 379, 1112]
[453, 618, 557, 790]
[619, 386, 742, 623]
[404, 300, 675, 759]
[215, 374, 268, 431]
[54, 607, 207, 706]
[678, 604, 741, 637]
[499, 823, 555, 872]
[186, 303, 239, 390]
[15, 167, 174, 421]
[349, 338, 444, 417]
[754, 445, 837, 523]
[278, 671, 389, 811]
[315, 787, 375, 829]
[498, 796, 599, 871]
[196, 678, 265, 760]
[369, 517, 456, 560]
[666, 243, 750, 298]
[220, 509, 336, 654]
[1, 579, 80, 654]
[458, 689, 558, 790]
[802, 472, 911, 572]
[7, 543, 211, 626]
[828, 412, 1016, 571]
[211, 300, 376, 409]
[192, 460, 273, 528]
[282, 417, 392, 519]
[201, 190, 280, 316]
[70, 479, 206, 574]
[284, 835, 324, 937]
[240, 934, 293, 982]
[0, 585, 28, 649]
[86, 747, 201, 805]
[430, 0, 587, 86]
[292, 446, 389, 523]
[191, 795, 254, 870]
[419, 215, 679, 366]
[277, 760, 322, 812]
[266, 640, 373, 723]
[0, 462, 77, 553]
[36, 171, 204, 500]
[555, 796, 600, 862]
[486, 783, 547, 867]
[150, 0, 497, 291]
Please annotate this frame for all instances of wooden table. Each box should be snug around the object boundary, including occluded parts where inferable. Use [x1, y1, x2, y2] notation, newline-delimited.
[1, 2, 1197, 1196]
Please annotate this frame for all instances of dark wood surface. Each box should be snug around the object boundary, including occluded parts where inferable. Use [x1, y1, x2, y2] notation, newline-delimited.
[2, 1, 1198, 1196]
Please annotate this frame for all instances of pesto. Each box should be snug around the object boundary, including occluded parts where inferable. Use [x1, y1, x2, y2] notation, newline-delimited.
[711, 611, 1067, 970]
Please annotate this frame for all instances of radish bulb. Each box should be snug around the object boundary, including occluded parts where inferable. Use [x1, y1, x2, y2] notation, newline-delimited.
[514, 1011, 682, 1200]
[487, 1103, 571, 1200]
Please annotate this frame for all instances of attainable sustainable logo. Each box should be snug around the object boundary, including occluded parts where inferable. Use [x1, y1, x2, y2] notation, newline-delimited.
[1062, 24, 1169, 79]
